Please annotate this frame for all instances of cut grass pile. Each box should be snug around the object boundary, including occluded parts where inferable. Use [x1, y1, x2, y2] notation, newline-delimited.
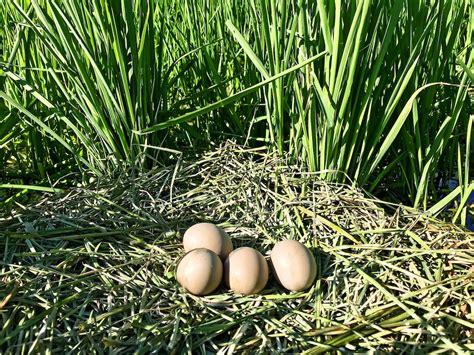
[1, 144, 473, 353]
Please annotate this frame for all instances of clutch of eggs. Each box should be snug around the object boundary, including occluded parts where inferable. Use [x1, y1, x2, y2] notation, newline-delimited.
[176, 222, 317, 296]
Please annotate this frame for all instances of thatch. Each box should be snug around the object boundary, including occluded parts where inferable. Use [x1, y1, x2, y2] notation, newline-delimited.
[1, 143, 473, 353]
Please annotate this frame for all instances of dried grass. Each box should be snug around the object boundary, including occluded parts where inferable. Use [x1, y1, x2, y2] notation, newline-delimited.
[1, 143, 473, 353]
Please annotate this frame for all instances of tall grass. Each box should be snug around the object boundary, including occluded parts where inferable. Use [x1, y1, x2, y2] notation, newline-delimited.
[0, 0, 472, 223]
[221, 0, 472, 214]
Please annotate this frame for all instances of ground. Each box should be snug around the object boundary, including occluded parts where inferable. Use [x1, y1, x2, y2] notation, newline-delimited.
[1, 144, 473, 353]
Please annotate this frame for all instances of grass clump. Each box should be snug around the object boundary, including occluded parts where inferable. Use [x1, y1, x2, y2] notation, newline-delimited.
[1, 144, 473, 353]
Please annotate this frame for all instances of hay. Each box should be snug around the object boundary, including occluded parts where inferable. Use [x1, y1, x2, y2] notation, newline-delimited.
[1, 143, 473, 353]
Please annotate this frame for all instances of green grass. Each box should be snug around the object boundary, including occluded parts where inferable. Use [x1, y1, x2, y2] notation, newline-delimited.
[0, 0, 472, 224]
[1, 146, 473, 352]
[0, 1, 473, 349]
[1, 1, 473, 351]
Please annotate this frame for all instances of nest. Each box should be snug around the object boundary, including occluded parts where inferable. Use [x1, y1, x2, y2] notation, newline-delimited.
[1, 143, 473, 353]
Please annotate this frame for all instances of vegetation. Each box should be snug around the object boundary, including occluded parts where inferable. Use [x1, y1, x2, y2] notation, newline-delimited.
[1, 0, 472, 222]
[0, 0, 473, 352]
[1, 146, 473, 353]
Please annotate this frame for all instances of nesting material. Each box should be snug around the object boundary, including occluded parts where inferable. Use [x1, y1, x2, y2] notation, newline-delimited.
[1, 143, 472, 353]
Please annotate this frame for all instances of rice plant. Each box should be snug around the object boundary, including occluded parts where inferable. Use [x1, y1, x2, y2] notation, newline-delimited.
[0, 1, 472, 218]
[220, 0, 473, 218]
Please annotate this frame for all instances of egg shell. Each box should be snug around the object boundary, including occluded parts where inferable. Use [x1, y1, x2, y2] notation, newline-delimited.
[270, 240, 316, 291]
[224, 247, 268, 295]
[176, 248, 223, 295]
[183, 223, 233, 259]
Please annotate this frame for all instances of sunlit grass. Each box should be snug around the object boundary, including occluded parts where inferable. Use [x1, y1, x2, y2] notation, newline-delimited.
[1, 0, 472, 222]
[1, 145, 473, 352]
[0, 1, 472, 351]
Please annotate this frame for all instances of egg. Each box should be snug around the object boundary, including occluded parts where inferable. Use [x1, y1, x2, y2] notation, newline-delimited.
[270, 240, 316, 291]
[176, 248, 223, 295]
[224, 247, 268, 295]
[183, 223, 233, 259]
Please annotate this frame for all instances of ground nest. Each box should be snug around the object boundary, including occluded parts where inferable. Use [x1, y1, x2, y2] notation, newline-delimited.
[1, 143, 473, 353]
